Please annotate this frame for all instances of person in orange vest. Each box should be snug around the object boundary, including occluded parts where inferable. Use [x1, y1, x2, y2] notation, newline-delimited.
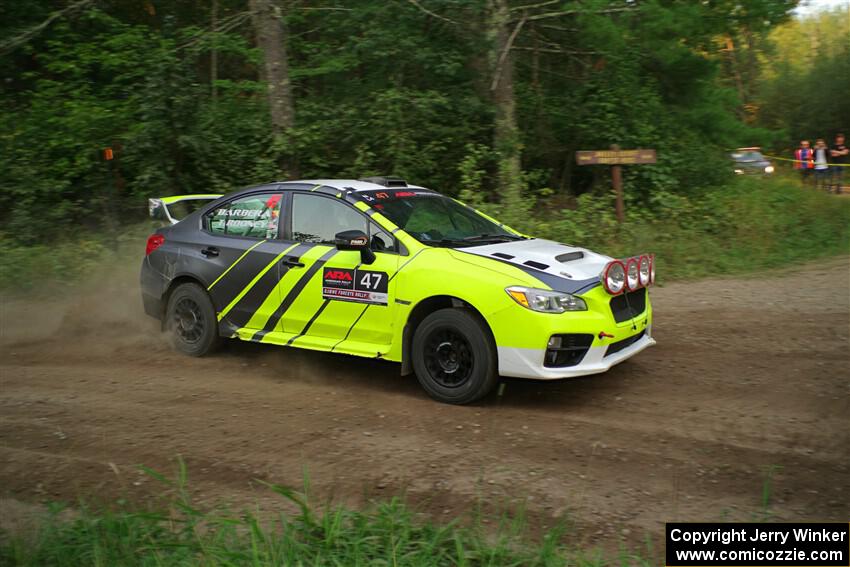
[794, 140, 815, 185]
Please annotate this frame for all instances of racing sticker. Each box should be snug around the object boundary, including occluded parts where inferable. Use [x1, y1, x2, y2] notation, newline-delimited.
[322, 268, 388, 305]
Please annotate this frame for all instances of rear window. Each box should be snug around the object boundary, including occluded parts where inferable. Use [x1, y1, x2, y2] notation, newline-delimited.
[205, 193, 283, 239]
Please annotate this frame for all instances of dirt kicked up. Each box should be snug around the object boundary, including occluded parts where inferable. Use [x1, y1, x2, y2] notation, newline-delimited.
[1, 256, 848, 553]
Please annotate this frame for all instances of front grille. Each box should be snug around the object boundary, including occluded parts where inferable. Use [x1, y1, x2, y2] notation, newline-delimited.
[609, 288, 647, 323]
[604, 330, 645, 358]
[544, 333, 594, 368]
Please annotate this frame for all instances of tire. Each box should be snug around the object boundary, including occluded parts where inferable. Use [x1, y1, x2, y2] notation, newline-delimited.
[165, 282, 221, 357]
[411, 308, 498, 404]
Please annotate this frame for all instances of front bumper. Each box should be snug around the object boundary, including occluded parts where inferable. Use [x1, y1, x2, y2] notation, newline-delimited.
[497, 324, 655, 379]
[488, 285, 655, 380]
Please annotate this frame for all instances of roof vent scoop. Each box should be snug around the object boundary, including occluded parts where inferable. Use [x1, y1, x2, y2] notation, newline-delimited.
[556, 251, 584, 263]
[359, 176, 408, 188]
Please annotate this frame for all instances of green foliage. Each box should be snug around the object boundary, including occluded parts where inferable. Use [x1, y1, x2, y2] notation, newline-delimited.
[510, 176, 850, 280]
[0, 223, 154, 293]
[0, 0, 824, 248]
[757, 8, 850, 145]
[0, 463, 633, 567]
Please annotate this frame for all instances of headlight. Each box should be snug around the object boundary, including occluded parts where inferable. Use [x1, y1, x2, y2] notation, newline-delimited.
[639, 255, 650, 286]
[505, 286, 587, 313]
[765, 165, 774, 174]
[602, 260, 626, 295]
[625, 258, 639, 290]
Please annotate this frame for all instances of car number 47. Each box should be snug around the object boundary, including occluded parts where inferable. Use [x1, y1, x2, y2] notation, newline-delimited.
[360, 273, 383, 290]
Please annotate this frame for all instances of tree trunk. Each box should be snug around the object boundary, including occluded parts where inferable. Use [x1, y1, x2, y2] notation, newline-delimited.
[723, 34, 747, 120]
[211, 0, 218, 101]
[249, 0, 295, 138]
[488, 0, 523, 210]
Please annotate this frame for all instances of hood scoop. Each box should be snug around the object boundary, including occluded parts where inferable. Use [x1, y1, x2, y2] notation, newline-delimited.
[458, 238, 608, 293]
[523, 260, 550, 270]
[556, 251, 584, 263]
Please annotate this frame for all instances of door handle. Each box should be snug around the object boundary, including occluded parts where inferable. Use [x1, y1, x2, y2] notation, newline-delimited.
[282, 256, 305, 268]
[201, 247, 219, 257]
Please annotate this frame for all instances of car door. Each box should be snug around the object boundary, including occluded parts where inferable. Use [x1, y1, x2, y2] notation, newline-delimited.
[195, 190, 298, 334]
[274, 192, 401, 350]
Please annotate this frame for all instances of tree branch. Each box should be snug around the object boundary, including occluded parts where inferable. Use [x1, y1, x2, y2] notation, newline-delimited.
[538, 23, 579, 33]
[509, 0, 561, 12]
[296, 6, 353, 11]
[406, 0, 457, 24]
[0, 0, 93, 55]
[178, 11, 253, 50]
[511, 46, 600, 54]
[491, 14, 527, 92]
[510, 6, 636, 23]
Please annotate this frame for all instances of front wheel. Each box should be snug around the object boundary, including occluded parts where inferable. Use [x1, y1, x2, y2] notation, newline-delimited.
[165, 282, 221, 357]
[412, 308, 498, 404]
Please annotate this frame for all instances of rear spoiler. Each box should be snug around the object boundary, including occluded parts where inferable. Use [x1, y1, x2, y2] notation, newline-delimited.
[148, 194, 222, 225]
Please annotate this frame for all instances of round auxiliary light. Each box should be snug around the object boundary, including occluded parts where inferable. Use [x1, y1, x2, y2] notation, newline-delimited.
[649, 254, 656, 284]
[602, 260, 626, 295]
[626, 257, 639, 291]
[638, 255, 650, 287]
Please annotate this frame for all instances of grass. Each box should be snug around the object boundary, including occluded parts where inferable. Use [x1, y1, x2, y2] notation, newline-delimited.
[0, 462, 652, 567]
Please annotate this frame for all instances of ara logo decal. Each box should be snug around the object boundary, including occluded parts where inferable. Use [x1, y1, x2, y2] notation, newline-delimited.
[324, 269, 353, 283]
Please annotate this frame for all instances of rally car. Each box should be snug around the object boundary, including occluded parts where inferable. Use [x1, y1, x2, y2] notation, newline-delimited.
[141, 177, 655, 404]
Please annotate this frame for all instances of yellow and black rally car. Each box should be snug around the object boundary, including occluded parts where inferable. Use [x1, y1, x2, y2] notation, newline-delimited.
[141, 177, 655, 404]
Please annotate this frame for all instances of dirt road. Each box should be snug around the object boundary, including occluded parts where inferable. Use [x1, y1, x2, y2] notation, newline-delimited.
[2, 256, 848, 551]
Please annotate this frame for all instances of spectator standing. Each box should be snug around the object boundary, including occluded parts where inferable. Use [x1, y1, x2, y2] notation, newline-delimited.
[794, 140, 815, 184]
[813, 139, 830, 191]
[830, 133, 848, 194]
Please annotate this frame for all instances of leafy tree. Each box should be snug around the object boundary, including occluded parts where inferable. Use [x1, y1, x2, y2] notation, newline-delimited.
[0, 0, 815, 245]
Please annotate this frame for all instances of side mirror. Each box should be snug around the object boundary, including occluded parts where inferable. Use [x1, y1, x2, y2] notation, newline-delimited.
[334, 230, 376, 265]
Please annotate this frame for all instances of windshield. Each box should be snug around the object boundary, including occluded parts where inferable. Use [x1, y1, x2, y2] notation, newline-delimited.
[731, 151, 765, 162]
[361, 190, 522, 247]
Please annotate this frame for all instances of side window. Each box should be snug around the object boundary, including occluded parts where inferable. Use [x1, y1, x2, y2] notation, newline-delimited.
[292, 194, 368, 244]
[206, 193, 283, 239]
[369, 221, 394, 252]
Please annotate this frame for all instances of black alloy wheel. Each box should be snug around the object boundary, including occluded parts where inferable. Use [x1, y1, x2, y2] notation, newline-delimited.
[412, 308, 498, 404]
[165, 282, 221, 356]
[423, 327, 474, 388]
[172, 297, 205, 344]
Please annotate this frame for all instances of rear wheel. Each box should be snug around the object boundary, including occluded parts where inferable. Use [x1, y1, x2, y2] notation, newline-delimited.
[412, 308, 497, 404]
[165, 282, 221, 357]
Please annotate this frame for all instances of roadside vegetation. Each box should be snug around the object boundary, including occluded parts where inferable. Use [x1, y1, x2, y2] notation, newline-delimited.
[2, 176, 847, 293]
[0, 464, 650, 567]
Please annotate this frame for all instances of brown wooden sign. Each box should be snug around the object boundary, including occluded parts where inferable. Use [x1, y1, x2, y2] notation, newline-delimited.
[576, 149, 656, 165]
[575, 146, 658, 223]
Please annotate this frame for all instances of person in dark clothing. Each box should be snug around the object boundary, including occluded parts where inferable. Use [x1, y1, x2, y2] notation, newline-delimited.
[830, 133, 848, 194]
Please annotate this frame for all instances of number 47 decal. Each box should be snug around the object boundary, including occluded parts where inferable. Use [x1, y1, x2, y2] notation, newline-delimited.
[354, 269, 388, 293]
[360, 272, 383, 290]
